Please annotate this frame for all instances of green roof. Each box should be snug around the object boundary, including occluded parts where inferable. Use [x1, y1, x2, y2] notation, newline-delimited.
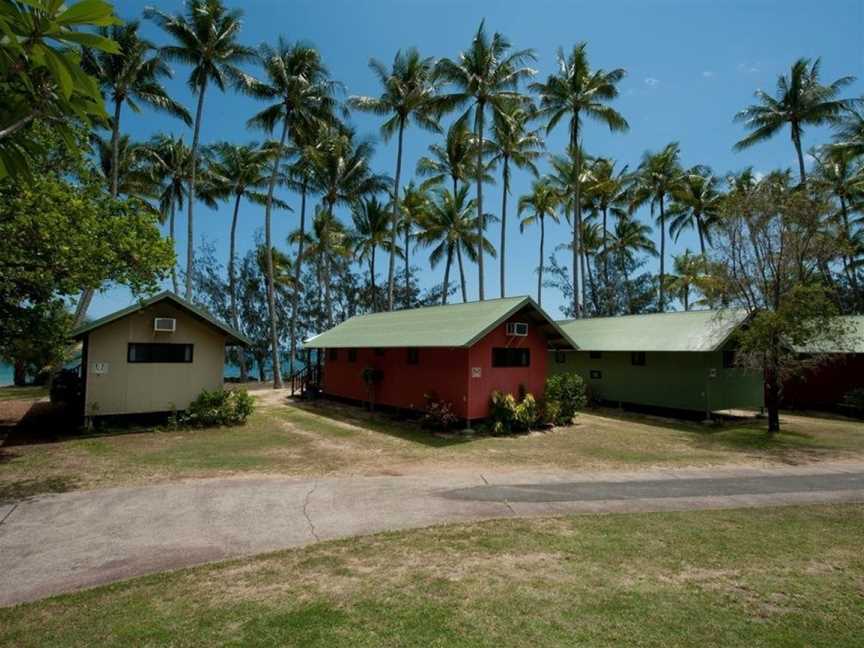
[793, 315, 864, 354]
[557, 309, 750, 352]
[70, 291, 252, 346]
[304, 296, 577, 349]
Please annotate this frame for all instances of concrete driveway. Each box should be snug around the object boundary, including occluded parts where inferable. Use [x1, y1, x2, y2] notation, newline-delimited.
[2, 462, 864, 607]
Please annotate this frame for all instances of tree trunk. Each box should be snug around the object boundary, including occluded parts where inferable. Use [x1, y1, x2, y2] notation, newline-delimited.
[403, 220, 410, 308]
[475, 102, 485, 301]
[186, 78, 208, 300]
[839, 195, 859, 296]
[0, 111, 36, 140]
[696, 213, 706, 256]
[537, 214, 545, 306]
[442, 246, 453, 305]
[387, 120, 405, 310]
[765, 364, 781, 434]
[325, 203, 334, 328]
[457, 245, 468, 303]
[110, 97, 122, 198]
[602, 206, 610, 315]
[289, 182, 307, 378]
[370, 250, 377, 311]
[500, 156, 509, 298]
[264, 116, 290, 389]
[658, 197, 666, 312]
[621, 253, 633, 314]
[13, 359, 26, 386]
[169, 202, 178, 294]
[792, 124, 807, 185]
[228, 191, 247, 381]
[570, 119, 583, 317]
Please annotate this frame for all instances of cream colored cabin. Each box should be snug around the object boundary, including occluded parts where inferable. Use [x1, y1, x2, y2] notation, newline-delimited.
[72, 292, 250, 417]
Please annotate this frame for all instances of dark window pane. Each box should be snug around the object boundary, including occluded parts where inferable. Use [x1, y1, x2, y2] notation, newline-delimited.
[722, 350, 735, 369]
[375, 348, 385, 357]
[328, 348, 338, 361]
[347, 349, 357, 362]
[590, 369, 602, 379]
[630, 351, 646, 366]
[554, 351, 566, 364]
[127, 343, 193, 363]
[492, 347, 530, 368]
[589, 350, 602, 359]
[407, 348, 419, 365]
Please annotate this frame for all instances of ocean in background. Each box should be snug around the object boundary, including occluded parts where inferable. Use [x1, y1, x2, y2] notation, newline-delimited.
[0, 362, 12, 386]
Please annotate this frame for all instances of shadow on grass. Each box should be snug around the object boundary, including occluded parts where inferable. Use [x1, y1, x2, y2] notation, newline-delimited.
[287, 398, 473, 449]
[0, 475, 79, 504]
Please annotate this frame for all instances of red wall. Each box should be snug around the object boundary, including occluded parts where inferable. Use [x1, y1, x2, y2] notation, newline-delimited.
[321, 316, 550, 420]
[781, 354, 864, 410]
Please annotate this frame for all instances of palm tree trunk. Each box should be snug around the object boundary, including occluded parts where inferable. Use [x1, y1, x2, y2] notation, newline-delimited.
[571, 120, 583, 317]
[325, 203, 335, 328]
[228, 191, 247, 381]
[289, 181, 307, 378]
[537, 214, 545, 306]
[620, 252, 634, 314]
[696, 213, 706, 256]
[387, 120, 405, 311]
[264, 116, 290, 389]
[476, 102, 485, 301]
[169, 202, 179, 294]
[370, 251, 376, 311]
[792, 124, 807, 184]
[659, 198, 666, 312]
[457, 245, 468, 303]
[403, 223, 410, 308]
[500, 156, 509, 298]
[186, 78, 208, 300]
[602, 206, 610, 315]
[839, 195, 859, 294]
[442, 246, 453, 305]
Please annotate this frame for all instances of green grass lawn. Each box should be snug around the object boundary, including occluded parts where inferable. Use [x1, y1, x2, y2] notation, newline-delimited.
[2, 394, 863, 502]
[2, 504, 862, 647]
[0, 385, 47, 401]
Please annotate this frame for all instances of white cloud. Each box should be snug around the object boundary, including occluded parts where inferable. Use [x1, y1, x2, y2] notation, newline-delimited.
[644, 77, 659, 87]
[737, 62, 759, 74]
[702, 70, 714, 78]
[753, 171, 765, 182]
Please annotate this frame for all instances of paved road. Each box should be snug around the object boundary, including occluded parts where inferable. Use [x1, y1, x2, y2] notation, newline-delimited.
[1, 462, 863, 607]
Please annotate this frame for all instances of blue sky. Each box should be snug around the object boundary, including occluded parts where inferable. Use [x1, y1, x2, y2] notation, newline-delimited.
[93, 0, 864, 322]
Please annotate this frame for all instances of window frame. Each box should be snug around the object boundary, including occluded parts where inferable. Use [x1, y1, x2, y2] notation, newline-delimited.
[127, 343, 194, 364]
[554, 350, 566, 364]
[491, 347, 531, 368]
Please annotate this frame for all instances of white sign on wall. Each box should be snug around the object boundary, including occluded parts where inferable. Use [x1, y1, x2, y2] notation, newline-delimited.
[471, 367, 482, 379]
[92, 362, 109, 375]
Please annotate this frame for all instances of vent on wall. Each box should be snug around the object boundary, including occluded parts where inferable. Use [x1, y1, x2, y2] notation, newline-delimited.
[505, 322, 528, 337]
[154, 317, 176, 332]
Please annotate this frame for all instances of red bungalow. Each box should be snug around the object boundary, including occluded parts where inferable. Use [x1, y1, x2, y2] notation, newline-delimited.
[303, 296, 577, 421]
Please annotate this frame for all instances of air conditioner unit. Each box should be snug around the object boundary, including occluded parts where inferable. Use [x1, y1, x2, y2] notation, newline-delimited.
[506, 322, 528, 337]
[154, 317, 176, 332]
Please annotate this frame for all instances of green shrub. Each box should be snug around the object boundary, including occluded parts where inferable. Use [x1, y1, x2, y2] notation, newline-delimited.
[422, 396, 459, 430]
[541, 399, 562, 426]
[182, 388, 254, 427]
[514, 393, 539, 428]
[489, 390, 540, 434]
[544, 373, 587, 426]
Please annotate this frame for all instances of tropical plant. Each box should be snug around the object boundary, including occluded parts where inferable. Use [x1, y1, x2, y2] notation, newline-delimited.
[398, 182, 431, 306]
[530, 42, 628, 316]
[416, 117, 489, 194]
[666, 250, 708, 311]
[832, 104, 864, 157]
[351, 196, 400, 311]
[629, 142, 684, 312]
[518, 178, 560, 306]
[146, 0, 256, 300]
[306, 204, 351, 328]
[609, 214, 658, 313]
[242, 38, 339, 387]
[349, 48, 445, 310]
[92, 133, 159, 205]
[543, 373, 587, 425]
[668, 165, 723, 255]
[734, 57, 854, 183]
[437, 21, 536, 300]
[489, 98, 543, 296]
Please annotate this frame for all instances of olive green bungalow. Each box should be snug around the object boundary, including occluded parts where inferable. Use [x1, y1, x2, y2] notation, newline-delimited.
[550, 310, 764, 416]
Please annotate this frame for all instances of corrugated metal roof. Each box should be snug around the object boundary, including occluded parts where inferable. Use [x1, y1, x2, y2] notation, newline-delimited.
[793, 315, 864, 354]
[304, 296, 577, 349]
[557, 309, 750, 352]
[70, 291, 252, 346]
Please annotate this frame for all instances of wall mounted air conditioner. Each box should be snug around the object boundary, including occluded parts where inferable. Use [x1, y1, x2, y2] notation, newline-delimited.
[154, 317, 176, 332]
[506, 322, 528, 337]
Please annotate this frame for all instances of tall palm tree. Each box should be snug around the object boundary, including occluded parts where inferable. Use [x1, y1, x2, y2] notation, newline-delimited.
[209, 142, 281, 380]
[734, 58, 854, 183]
[398, 182, 431, 305]
[579, 221, 604, 314]
[147, 0, 255, 300]
[518, 179, 560, 306]
[93, 133, 160, 205]
[490, 99, 543, 297]
[609, 214, 658, 313]
[582, 156, 630, 312]
[437, 21, 536, 300]
[630, 142, 684, 312]
[243, 39, 339, 388]
[352, 197, 400, 311]
[667, 250, 708, 311]
[416, 117, 488, 194]
[668, 166, 723, 255]
[74, 21, 191, 325]
[832, 104, 864, 157]
[307, 206, 351, 328]
[530, 43, 628, 317]
[349, 48, 445, 310]
[416, 186, 490, 304]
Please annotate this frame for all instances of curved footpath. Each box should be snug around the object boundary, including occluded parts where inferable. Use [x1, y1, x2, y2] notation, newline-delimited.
[2, 462, 864, 607]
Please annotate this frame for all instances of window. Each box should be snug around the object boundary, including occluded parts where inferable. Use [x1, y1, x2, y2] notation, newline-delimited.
[407, 348, 419, 365]
[630, 351, 646, 366]
[328, 348, 339, 361]
[127, 343, 193, 363]
[589, 351, 602, 360]
[348, 349, 357, 363]
[590, 369, 602, 380]
[374, 348, 385, 357]
[722, 350, 736, 369]
[492, 347, 530, 368]
[554, 350, 566, 364]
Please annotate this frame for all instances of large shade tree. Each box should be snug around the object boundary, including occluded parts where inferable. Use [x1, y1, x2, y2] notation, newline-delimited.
[437, 21, 536, 300]
[530, 43, 628, 317]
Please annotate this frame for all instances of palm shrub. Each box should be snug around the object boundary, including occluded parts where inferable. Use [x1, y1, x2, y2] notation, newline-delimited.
[544, 373, 587, 425]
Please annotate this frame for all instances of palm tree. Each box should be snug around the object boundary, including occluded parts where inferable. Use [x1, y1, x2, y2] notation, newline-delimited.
[307, 206, 351, 328]
[668, 166, 723, 255]
[437, 21, 536, 300]
[242, 39, 339, 388]
[398, 182, 431, 306]
[734, 58, 854, 183]
[518, 179, 560, 306]
[93, 133, 160, 205]
[352, 197, 400, 311]
[630, 143, 684, 312]
[490, 99, 543, 296]
[832, 103, 864, 157]
[416, 117, 487, 194]
[417, 186, 490, 304]
[580, 221, 604, 314]
[349, 49, 445, 310]
[530, 43, 628, 317]
[147, 0, 256, 300]
[582, 157, 630, 312]
[208, 142, 281, 380]
[609, 214, 658, 313]
[666, 250, 707, 311]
